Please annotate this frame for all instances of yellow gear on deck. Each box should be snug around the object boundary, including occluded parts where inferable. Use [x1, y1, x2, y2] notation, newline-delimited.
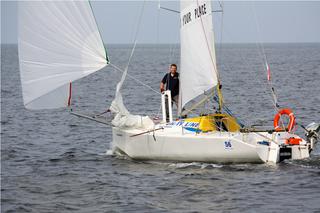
[184, 114, 240, 132]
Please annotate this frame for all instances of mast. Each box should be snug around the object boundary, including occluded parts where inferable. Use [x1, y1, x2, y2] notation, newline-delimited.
[217, 81, 224, 112]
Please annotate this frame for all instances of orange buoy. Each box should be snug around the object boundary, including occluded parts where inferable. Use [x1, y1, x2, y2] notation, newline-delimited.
[273, 108, 296, 132]
[285, 137, 302, 145]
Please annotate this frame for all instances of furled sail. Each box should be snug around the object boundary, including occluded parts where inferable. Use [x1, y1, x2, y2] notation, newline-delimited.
[18, 1, 108, 109]
[179, 0, 218, 113]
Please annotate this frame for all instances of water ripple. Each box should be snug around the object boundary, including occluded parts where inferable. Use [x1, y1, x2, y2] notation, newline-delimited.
[2, 44, 320, 212]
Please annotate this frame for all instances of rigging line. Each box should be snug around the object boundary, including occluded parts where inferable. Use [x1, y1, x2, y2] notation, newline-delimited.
[197, 0, 220, 81]
[156, 0, 160, 48]
[88, 1, 109, 61]
[213, 22, 280, 122]
[217, 1, 223, 9]
[159, 6, 180, 14]
[251, 3, 285, 129]
[251, 2, 268, 64]
[217, 1, 224, 78]
[165, 12, 179, 64]
[109, 63, 161, 95]
[214, 7, 279, 112]
[250, 2, 280, 111]
[196, 0, 224, 112]
[170, 17, 180, 63]
[111, 1, 152, 98]
[126, 1, 146, 69]
[158, 0, 179, 64]
[169, 29, 180, 65]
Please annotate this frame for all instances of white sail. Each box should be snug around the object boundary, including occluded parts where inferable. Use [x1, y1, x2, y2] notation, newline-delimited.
[18, 1, 108, 109]
[179, 0, 218, 113]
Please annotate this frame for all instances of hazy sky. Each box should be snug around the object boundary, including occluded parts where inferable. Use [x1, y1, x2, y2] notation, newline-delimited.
[1, 1, 320, 44]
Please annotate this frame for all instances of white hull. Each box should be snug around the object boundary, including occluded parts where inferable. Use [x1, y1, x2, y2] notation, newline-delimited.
[112, 125, 311, 164]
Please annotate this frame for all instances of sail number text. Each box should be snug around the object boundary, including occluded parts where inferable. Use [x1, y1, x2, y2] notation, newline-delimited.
[182, 4, 207, 26]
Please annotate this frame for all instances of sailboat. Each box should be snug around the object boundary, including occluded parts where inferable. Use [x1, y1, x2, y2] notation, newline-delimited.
[18, 1, 319, 163]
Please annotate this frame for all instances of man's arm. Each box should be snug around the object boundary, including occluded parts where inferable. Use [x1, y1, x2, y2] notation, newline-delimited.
[160, 74, 167, 93]
[160, 82, 165, 93]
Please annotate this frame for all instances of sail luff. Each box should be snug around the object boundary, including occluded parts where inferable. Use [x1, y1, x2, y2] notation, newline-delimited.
[88, 1, 109, 63]
[196, 1, 219, 80]
[18, 1, 108, 109]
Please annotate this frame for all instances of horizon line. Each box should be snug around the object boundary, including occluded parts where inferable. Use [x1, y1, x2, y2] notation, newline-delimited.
[2, 41, 320, 45]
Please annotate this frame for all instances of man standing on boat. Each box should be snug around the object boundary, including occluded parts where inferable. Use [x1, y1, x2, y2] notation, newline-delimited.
[160, 64, 180, 107]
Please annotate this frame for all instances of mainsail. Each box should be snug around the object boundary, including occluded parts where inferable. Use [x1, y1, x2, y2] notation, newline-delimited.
[179, 0, 218, 113]
[18, 1, 108, 109]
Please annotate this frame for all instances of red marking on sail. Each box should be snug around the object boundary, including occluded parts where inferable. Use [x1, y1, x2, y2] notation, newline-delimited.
[67, 82, 72, 107]
[266, 62, 271, 81]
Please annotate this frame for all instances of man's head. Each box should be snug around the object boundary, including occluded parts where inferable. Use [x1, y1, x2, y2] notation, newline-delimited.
[170, 64, 177, 74]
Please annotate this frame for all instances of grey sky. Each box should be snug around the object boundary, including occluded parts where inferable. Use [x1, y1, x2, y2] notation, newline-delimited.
[1, 1, 320, 44]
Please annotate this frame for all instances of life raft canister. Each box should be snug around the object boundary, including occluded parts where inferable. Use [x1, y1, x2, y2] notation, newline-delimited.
[273, 108, 296, 132]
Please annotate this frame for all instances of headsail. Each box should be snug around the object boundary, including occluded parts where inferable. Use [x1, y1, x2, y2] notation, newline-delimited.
[179, 0, 218, 113]
[18, 1, 108, 109]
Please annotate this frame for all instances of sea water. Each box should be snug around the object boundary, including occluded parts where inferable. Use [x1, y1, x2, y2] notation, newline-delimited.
[1, 44, 320, 212]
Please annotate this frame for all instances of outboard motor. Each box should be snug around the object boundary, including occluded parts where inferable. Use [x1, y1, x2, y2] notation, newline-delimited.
[305, 122, 320, 151]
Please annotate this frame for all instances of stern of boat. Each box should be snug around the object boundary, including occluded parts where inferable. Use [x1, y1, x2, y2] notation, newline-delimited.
[254, 131, 314, 163]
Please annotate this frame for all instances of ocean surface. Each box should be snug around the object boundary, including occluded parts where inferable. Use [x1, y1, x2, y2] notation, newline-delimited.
[1, 43, 320, 212]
